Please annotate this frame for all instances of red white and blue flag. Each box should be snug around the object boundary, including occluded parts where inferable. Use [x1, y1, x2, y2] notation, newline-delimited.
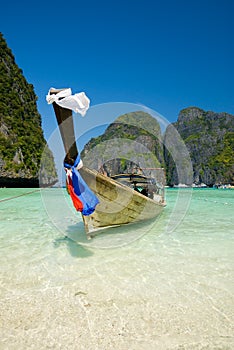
[64, 155, 99, 216]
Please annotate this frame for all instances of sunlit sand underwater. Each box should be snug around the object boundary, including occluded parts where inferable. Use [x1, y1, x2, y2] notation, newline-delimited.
[0, 188, 233, 349]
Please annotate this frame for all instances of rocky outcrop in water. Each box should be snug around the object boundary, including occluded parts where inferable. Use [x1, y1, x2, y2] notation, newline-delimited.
[0, 33, 57, 187]
[82, 107, 233, 187]
[81, 111, 164, 176]
[164, 107, 234, 186]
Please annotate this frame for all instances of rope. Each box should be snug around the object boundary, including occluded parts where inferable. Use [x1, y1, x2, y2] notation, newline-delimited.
[0, 189, 41, 203]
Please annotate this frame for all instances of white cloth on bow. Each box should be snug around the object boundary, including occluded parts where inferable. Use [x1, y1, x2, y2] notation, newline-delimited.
[46, 87, 90, 116]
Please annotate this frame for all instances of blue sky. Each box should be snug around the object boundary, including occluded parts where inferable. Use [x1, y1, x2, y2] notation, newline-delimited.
[1, 0, 233, 142]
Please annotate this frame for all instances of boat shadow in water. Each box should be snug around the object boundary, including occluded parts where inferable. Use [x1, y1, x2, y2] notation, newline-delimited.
[53, 222, 94, 258]
[63, 218, 158, 250]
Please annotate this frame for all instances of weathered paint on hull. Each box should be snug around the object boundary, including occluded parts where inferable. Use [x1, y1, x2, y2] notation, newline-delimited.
[79, 167, 165, 235]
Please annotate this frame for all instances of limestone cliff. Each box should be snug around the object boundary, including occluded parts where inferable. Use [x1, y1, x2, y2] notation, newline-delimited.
[0, 33, 57, 187]
[164, 107, 234, 186]
[81, 111, 164, 176]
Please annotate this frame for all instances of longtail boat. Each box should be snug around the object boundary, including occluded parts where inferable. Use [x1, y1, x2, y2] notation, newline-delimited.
[46, 88, 166, 238]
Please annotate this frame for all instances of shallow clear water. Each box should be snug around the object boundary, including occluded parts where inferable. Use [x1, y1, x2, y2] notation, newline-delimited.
[0, 188, 233, 349]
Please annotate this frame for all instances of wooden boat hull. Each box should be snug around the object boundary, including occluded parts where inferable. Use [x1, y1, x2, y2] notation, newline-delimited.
[79, 166, 165, 235]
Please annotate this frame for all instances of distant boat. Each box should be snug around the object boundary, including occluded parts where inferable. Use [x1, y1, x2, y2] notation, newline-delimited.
[217, 184, 234, 189]
[47, 88, 166, 238]
[192, 183, 207, 188]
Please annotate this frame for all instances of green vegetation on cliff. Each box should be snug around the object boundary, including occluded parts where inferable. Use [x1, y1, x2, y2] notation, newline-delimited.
[164, 107, 234, 186]
[81, 111, 164, 176]
[208, 132, 234, 184]
[0, 33, 57, 186]
[82, 107, 233, 186]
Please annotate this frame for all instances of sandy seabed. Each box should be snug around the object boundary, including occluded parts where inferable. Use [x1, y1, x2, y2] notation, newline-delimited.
[1, 188, 233, 349]
[1, 260, 233, 350]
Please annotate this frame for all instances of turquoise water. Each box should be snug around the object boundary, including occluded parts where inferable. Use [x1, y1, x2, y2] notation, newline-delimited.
[0, 188, 233, 349]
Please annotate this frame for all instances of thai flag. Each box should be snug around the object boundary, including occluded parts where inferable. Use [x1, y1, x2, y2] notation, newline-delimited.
[64, 155, 99, 216]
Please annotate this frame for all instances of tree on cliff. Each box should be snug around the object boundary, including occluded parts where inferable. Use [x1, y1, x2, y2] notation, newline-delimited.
[0, 33, 57, 187]
[164, 107, 234, 186]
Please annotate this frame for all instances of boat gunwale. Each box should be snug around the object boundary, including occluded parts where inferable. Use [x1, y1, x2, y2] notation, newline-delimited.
[80, 166, 166, 207]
